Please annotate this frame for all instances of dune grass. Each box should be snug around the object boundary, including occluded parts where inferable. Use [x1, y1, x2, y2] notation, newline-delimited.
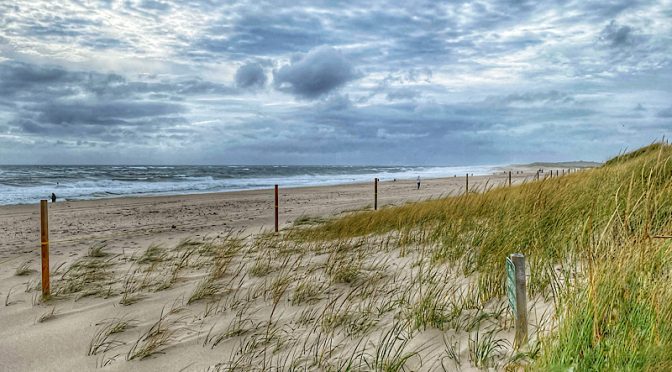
[289, 142, 672, 369]
[36, 141, 671, 369]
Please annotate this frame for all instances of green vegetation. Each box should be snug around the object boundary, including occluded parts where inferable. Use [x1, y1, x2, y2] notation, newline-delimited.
[39, 142, 672, 369]
[293, 142, 672, 369]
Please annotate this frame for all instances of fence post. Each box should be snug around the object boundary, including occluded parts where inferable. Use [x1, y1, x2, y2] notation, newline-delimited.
[274, 185, 279, 233]
[40, 200, 50, 297]
[465, 173, 469, 195]
[508, 171, 512, 187]
[374, 178, 378, 210]
[506, 253, 528, 349]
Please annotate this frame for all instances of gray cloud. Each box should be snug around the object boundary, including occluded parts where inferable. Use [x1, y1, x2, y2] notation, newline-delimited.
[386, 88, 420, 101]
[657, 106, 672, 118]
[0, 61, 229, 143]
[600, 20, 634, 47]
[486, 91, 576, 106]
[198, 10, 336, 58]
[0, 0, 671, 165]
[235, 63, 267, 89]
[273, 46, 358, 98]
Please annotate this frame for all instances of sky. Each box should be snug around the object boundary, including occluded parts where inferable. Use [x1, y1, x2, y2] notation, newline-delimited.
[0, 0, 671, 165]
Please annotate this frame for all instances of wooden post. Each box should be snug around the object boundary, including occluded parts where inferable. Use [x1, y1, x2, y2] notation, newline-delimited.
[274, 185, 279, 233]
[465, 173, 469, 195]
[508, 171, 512, 187]
[40, 200, 50, 297]
[374, 178, 378, 210]
[508, 253, 528, 349]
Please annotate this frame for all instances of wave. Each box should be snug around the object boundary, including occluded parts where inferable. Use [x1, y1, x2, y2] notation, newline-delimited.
[0, 164, 500, 205]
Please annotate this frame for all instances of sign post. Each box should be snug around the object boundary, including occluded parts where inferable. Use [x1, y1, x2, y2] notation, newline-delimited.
[465, 173, 469, 195]
[40, 200, 50, 297]
[374, 178, 378, 210]
[507, 253, 528, 349]
[274, 185, 279, 233]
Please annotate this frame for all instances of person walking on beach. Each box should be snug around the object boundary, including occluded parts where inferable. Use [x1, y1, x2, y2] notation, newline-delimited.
[51, 193, 56, 203]
[416, 176, 421, 190]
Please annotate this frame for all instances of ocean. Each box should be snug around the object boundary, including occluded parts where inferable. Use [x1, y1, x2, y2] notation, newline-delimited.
[0, 164, 499, 206]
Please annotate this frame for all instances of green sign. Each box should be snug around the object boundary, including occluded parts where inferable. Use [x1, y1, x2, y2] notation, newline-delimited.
[506, 256, 517, 317]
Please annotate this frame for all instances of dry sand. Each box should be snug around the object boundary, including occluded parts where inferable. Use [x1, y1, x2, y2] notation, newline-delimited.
[0, 172, 548, 371]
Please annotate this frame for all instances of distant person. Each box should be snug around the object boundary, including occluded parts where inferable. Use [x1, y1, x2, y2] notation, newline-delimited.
[51, 193, 56, 203]
[416, 176, 421, 190]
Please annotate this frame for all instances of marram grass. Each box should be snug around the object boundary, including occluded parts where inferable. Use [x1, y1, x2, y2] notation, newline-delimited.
[293, 142, 672, 369]
[40, 142, 672, 369]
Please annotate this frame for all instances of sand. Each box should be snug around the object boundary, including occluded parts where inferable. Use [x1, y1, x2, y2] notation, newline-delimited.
[0, 172, 548, 371]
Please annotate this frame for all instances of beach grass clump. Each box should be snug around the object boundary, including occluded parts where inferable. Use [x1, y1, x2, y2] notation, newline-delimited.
[293, 215, 328, 226]
[52, 255, 116, 299]
[187, 276, 222, 304]
[14, 261, 34, 276]
[363, 322, 420, 372]
[37, 306, 57, 323]
[468, 329, 508, 368]
[249, 259, 273, 277]
[87, 242, 108, 258]
[325, 250, 363, 284]
[88, 317, 135, 356]
[290, 277, 324, 305]
[126, 308, 188, 360]
[137, 244, 167, 264]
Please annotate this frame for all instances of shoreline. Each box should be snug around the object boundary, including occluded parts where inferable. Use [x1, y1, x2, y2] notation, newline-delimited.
[0, 162, 588, 208]
[0, 172, 538, 263]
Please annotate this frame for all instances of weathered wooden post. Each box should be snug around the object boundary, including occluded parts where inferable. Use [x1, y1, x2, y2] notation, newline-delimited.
[40, 200, 50, 297]
[508, 171, 512, 187]
[374, 178, 378, 210]
[274, 185, 279, 233]
[506, 253, 528, 349]
[465, 173, 469, 195]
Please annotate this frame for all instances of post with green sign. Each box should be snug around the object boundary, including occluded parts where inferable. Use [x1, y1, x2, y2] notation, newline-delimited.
[506, 253, 528, 349]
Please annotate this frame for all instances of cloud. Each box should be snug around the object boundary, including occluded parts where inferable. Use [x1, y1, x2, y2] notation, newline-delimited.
[0, 61, 236, 102]
[487, 91, 576, 107]
[657, 106, 672, 118]
[1, 0, 671, 165]
[0, 61, 229, 143]
[386, 88, 420, 101]
[198, 10, 335, 57]
[273, 46, 358, 99]
[235, 62, 267, 89]
[599, 20, 634, 47]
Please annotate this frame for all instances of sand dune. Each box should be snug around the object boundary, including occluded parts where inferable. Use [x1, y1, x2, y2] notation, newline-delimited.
[0, 172, 547, 371]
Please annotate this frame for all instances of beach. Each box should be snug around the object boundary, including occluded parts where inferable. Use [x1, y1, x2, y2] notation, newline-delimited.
[0, 172, 534, 263]
[0, 171, 545, 371]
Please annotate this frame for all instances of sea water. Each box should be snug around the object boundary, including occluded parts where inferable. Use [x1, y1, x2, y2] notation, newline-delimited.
[0, 164, 499, 205]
